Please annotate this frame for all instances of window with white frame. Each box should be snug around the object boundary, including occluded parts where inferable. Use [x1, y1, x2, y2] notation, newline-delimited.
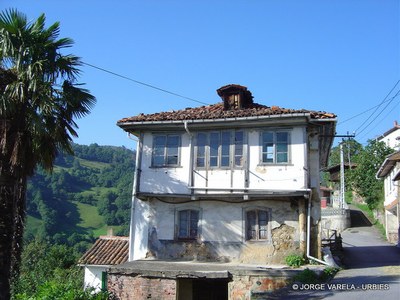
[177, 209, 199, 239]
[195, 130, 244, 168]
[246, 209, 269, 241]
[261, 131, 290, 164]
[152, 134, 180, 167]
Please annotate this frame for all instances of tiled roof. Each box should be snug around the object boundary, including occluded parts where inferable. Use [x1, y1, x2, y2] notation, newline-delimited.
[118, 102, 336, 124]
[78, 236, 129, 266]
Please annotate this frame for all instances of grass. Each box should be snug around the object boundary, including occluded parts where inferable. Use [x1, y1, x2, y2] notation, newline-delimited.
[76, 158, 110, 170]
[74, 201, 104, 229]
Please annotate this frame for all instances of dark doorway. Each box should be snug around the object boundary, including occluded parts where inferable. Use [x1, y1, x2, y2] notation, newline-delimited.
[178, 278, 228, 300]
[193, 279, 228, 300]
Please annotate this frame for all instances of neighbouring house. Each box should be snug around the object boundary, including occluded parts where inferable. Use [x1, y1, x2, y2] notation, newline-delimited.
[376, 122, 400, 244]
[376, 150, 400, 244]
[78, 235, 129, 293]
[111, 84, 336, 299]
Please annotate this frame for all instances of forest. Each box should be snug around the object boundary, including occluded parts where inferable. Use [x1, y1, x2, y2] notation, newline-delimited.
[24, 143, 135, 252]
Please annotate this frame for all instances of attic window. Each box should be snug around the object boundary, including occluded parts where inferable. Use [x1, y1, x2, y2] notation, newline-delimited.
[217, 84, 253, 110]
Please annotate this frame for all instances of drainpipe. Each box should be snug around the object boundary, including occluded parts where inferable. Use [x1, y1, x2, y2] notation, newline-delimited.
[184, 121, 194, 194]
[306, 189, 329, 265]
[129, 132, 143, 261]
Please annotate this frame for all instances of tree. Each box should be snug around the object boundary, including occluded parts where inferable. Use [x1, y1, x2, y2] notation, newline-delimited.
[348, 139, 393, 209]
[0, 9, 95, 299]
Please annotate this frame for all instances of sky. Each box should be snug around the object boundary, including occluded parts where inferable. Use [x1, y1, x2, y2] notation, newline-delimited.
[1, 0, 399, 150]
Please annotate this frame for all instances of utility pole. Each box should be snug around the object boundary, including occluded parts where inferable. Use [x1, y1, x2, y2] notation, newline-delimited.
[340, 143, 345, 209]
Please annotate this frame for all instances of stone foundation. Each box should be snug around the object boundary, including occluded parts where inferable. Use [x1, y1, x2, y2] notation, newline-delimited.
[107, 261, 307, 300]
[108, 274, 176, 300]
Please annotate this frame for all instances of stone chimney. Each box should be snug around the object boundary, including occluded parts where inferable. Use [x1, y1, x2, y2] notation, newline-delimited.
[217, 84, 253, 110]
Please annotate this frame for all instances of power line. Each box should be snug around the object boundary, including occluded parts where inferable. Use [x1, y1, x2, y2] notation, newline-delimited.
[82, 62, 210, 106]
[356, 88, 400, 137]
[354, 80, 400, 134]
[358, 89, 400, 140]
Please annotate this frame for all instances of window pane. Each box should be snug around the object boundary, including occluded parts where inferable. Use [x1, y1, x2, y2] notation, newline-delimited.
[247, 211, 257, 240]
[167, 156, 178, 165]
[276, 143, 287, 153]
[153, 155, 164, 166]
[276, 132, 288, 142]
[167, 135, 179, 147]
[258, 211, 268, 239]
[189, 210, 199, 238]
[210, 132, 219, 167]
[221, 156, 230, 166]
[197, 157, 205, 167]
[179, 211, 188, 238]
[277, 153, 288, 163]
[154, 136, 166, 146]
[262, 132, 273, 143]
[197, 133, 206, 167]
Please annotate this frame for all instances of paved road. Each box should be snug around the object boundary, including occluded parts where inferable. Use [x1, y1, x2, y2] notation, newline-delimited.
[271, 208, 400, 299]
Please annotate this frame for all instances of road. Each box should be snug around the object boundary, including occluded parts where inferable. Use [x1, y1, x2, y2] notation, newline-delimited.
[271, 208, 400, 299]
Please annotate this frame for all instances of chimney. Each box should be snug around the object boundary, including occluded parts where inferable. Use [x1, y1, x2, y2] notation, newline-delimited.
[394, 120, 399, 128]
[217, 84, 253, 110]
[107, 227, 114, 237]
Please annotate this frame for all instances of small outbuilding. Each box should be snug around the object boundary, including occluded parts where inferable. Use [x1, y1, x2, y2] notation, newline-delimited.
[78, 235, 129, 292]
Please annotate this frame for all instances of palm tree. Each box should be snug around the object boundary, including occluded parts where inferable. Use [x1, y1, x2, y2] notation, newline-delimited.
[0, 9, 95, 299]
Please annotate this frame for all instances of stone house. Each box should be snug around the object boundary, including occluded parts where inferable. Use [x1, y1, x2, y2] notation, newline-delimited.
[376, 122, 400, 244]
[111, 84, 336, 299]
[78, 235, 129, 292]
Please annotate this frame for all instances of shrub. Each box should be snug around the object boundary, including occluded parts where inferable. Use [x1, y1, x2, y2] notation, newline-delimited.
[285, 254, 305, 268]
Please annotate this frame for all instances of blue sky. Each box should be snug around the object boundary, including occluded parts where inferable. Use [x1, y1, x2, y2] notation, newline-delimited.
[1, 0, 399, 150]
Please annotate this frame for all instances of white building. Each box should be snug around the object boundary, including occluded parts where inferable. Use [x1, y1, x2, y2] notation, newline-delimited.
[78, 236, 128, 292]
[111, 85, 337, 299]
[376, 122, 400, 244]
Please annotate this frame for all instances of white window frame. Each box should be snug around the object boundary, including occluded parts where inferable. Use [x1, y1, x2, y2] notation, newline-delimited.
[195, 130, 245, 169]
[151, 134, 181, 167]
[260, 130, 290, 164]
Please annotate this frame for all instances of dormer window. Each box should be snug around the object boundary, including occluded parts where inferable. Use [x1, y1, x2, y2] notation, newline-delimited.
[217, 84, 253, 110]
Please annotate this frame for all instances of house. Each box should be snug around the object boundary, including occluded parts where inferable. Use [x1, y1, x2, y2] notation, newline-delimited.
[111, 84, 336, 299]
[78, 235, 129, 293]
[376, 122, 400, 244]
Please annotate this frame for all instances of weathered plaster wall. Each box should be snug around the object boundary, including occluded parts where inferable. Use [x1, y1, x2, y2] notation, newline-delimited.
[141, 199, 301, 264]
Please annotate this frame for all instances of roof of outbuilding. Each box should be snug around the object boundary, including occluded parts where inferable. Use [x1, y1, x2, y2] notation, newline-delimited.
[78, 236, 129, 266]
[117, 102, 336, 124]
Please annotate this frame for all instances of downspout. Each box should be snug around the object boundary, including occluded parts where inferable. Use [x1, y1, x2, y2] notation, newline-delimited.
[306, 192, 328, 265]
[128, 132, 143, 261]
[184, 121, 194, 195]
[305, 119, 329, 265]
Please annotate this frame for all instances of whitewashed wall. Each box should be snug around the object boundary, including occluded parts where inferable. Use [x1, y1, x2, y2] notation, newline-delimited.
[139, 126, 308, 195]
[83, 266, 106, 293]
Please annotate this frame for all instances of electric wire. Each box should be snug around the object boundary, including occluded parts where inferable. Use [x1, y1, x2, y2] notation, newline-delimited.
[358, 90, 400, 140]
[354, 80, 400, 135]
[356, 88, 400, 137]
[82, 62, 210, 106]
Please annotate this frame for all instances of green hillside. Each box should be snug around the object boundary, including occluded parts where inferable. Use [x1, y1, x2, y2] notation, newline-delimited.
[24, 143, 135, 252]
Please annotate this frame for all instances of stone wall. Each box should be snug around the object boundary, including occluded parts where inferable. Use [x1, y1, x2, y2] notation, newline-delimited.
[108, 274, 176, 300]
[229, 275, 289, 300]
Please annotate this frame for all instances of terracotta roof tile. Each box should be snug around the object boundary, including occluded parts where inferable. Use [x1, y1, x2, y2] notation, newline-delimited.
[118, 102, 336, 124]
[78, 236, 129, 266]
